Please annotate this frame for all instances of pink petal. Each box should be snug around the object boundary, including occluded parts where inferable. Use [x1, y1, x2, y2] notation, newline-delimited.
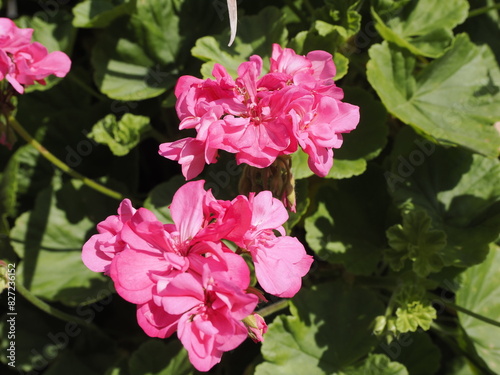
[252, 236, 313, 298]
[137, 301, 180, 338]
[170, 180, 206, 242]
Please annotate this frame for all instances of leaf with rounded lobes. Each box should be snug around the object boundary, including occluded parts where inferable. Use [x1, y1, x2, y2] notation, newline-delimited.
[9, 178, 118, 306]
[88, 113, 151, 157]
[305, 168, 389, 275]
[255, 282, 385, 374]
[371, 0, 469, 58]
[367, 35, 500, 158]
[456, 244, 500, 373]
[73, 0, 136, 28]
[387, 130, 500, 268]
[192, 6, 288, 78]
[128, 340, 193, 375]
[385, 209, 446, 277]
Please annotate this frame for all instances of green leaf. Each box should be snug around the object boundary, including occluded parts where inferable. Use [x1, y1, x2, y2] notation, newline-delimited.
[367, 35, 500, 157]
[385, 209, 446, 277]
[395, 301, 436, 332]
[129, 0, 181, 66]
[456, 245, 500, 373]
[88, 113, 151, 156]
[305, 169, 389, 275]
[9, 178, 113, 306]
[341, 354, 408, 375]
[371, 0, 469, 57]
[387, 130, 500, 268]
[91, 0, 182, 100]
[192, 6, 288, 78]
[255, 282, 385, 374]
[289, 0, 360, 61]
[128, 340, 193, 375]
[73, 0, 136, 28]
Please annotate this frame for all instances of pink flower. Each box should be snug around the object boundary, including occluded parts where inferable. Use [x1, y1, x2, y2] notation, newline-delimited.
[159, 44, 359, 179]
[241, 191, 313, 297]
[82, 180, 314, 371]
[163, 260, 258, 371]
[0, 18, 32, 54]
[6, 41, 71, 94]
[82, 199, 136, 273]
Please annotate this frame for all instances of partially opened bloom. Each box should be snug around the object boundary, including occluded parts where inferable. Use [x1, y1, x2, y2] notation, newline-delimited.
[82, 199, 136, 274]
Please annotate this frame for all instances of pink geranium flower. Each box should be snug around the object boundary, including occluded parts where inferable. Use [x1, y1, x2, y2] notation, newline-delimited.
[159, 44, 359, 179]
[238, 191, 313, 297]
[82, 180, 314, 371]
[163, 260, 258, 371]
[0, 18, 71, 94]
[6, 41, 71, 94]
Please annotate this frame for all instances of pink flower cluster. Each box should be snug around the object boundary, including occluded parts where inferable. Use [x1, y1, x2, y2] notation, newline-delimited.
[82, 180, 313, 371]
[0, 18, 71, 94]
[160, 44, 359, 179]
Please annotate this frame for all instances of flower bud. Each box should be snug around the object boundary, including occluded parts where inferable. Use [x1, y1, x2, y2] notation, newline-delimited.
[243, 313, 268, 343]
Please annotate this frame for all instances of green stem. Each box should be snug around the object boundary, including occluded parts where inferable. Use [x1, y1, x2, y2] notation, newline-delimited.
[8, 116, 126, 201]
[468, 3, 500, 18]
[448, 301, 500, 329]
[256, 299, 290, 317]
[16, 281, 93, 327]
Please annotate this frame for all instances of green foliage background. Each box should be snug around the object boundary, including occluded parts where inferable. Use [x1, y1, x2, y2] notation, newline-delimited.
[0, 0, 499, 374]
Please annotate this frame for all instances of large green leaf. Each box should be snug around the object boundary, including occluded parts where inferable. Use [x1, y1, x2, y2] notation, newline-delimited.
[387, 130, 500, 268]
[192, 6, 288, 78]
[371, 0, 469, 57]
[9, 178, 113, 306]
[73, 0, 136, 28]
[305, 169, 389, 275]
[456, 245, 500, 373]
[255, 282, 385, 374]
[91, 0, 183, 100]
[88, 113, 151, 157]
[367, 34, 500, 157]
